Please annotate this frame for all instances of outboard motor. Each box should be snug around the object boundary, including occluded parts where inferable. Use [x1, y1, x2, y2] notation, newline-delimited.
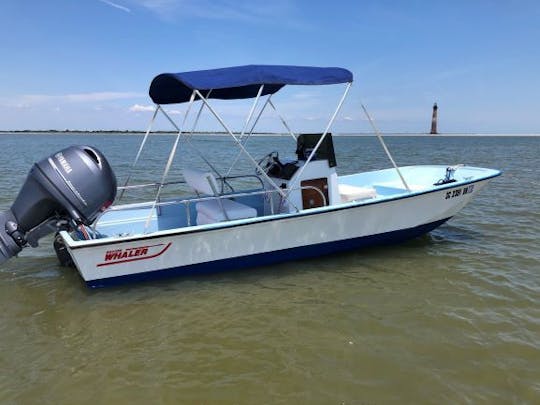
[0, 145, 116, 264]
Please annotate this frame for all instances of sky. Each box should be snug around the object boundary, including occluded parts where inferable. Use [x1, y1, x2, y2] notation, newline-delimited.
[0, 0, 539, 133]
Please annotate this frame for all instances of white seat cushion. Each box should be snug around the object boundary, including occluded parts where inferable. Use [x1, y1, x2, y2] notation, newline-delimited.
[195, 211, 216, 226]
[196, 198, 257, 224]
[339, 184, 377, 202]
[184, 168, 257, 225]
[183, 168, 220, 196]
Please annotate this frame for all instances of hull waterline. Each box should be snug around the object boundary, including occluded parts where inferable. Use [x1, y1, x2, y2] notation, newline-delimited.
[84, 217, 450, 288]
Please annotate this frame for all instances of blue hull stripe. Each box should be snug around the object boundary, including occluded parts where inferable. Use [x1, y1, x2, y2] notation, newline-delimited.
[86, 217, 451, 288]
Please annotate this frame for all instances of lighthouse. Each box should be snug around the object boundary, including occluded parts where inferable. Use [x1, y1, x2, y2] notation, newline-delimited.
[430, 103, 438, 134]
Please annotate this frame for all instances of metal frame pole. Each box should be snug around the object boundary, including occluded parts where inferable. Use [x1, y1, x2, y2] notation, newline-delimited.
[144, 92, 196, 230]
[225, 85, 267, 177]
[245, 94, 272, 137]
[268, 99, 297, 141]
[239, 84, 264, 140]
[287, 82, 352, 193]
[361, 103, 411, 192]
[194, 89, 297, 210]
[187, 89, 212, 139]
[118, 105, 159, 200]
[159, 102, 222, 179]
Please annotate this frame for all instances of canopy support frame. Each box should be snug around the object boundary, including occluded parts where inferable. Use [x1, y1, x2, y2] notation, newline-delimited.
[158, 94, 224, 181]
[144, 91, 196, 231]
[268, 99, 297, 141]
[224, 85, 267, 178]
[224, 93, 298, 178]
[118, 105, 159, 201]
[360, 103, 411, 192]
[193, 89, 298, 211]
[285, 82, 352, 201]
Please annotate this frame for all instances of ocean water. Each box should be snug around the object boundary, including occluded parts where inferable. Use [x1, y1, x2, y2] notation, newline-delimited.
[0, 133, 538, 404]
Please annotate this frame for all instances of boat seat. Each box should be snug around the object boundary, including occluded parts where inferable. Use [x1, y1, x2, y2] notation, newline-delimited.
[196, 199, 257, 224]
[183, 168, 257, 225]
[338, 184, 377, 202]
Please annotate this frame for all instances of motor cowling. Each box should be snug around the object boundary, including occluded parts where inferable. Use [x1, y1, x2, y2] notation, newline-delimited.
[0, 145, 116, 264]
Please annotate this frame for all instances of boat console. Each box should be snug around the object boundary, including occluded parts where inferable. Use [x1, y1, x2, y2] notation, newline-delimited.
[263, 134, 340, 213]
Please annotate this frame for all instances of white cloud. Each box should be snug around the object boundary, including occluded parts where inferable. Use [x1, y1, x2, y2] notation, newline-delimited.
[99, 0, 131, 13]
[128, 105, 181, 115]
[11, 103, 31, 109]
[2, 92, 144, 107]
[63, 92, 143, 102]
[127, 0, 305, 26]
[291, 91, 319, 100]
[129, 104, 155, 112]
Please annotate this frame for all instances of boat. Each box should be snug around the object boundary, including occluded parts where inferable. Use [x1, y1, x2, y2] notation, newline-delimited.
[0, 65, 501, 287]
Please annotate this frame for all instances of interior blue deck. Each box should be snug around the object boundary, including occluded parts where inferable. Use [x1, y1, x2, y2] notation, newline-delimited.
[95, 192, 265, 237]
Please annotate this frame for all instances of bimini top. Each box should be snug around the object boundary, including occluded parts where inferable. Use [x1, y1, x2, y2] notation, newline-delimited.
[149, 64, 353, 104]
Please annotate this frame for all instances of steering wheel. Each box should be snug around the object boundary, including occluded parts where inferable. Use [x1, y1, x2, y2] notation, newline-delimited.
[256, 151, 281, 175]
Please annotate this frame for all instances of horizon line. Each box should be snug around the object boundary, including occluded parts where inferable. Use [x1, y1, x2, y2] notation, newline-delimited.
[1, 130, 539, 137]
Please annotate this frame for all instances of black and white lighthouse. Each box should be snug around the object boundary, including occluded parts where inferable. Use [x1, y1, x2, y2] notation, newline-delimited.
[430, 103, 438, 134]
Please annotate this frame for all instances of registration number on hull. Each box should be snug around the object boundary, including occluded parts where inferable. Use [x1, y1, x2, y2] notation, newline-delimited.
[445, 184, 474, 200]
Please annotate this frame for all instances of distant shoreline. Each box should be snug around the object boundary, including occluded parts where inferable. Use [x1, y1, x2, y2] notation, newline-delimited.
[0, 130, 539, 137]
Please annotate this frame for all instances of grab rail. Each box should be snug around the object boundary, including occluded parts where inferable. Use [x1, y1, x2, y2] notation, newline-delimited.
[92, 184, 327, 234]
[117, 174, 265, 194]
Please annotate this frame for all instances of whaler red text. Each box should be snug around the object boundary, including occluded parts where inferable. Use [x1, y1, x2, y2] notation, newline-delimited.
[97, 242, 171, 267]
[104, 247, 149, 261]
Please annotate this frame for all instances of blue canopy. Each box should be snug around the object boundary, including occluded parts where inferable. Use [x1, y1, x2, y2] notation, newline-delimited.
[149, 65, 353, 104]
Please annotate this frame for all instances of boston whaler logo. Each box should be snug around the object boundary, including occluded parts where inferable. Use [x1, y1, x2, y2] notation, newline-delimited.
[97, 242, 172, 267]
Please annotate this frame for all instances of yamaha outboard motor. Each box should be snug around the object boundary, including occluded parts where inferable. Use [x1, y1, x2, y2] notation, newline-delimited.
[0, 145, 116, 264]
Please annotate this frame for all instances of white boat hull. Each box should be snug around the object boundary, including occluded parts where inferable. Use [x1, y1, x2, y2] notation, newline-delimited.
[62, 175, 495, 288]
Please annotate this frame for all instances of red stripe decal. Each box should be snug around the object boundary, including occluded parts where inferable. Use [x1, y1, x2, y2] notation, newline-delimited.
[97, 242, 172, 267]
